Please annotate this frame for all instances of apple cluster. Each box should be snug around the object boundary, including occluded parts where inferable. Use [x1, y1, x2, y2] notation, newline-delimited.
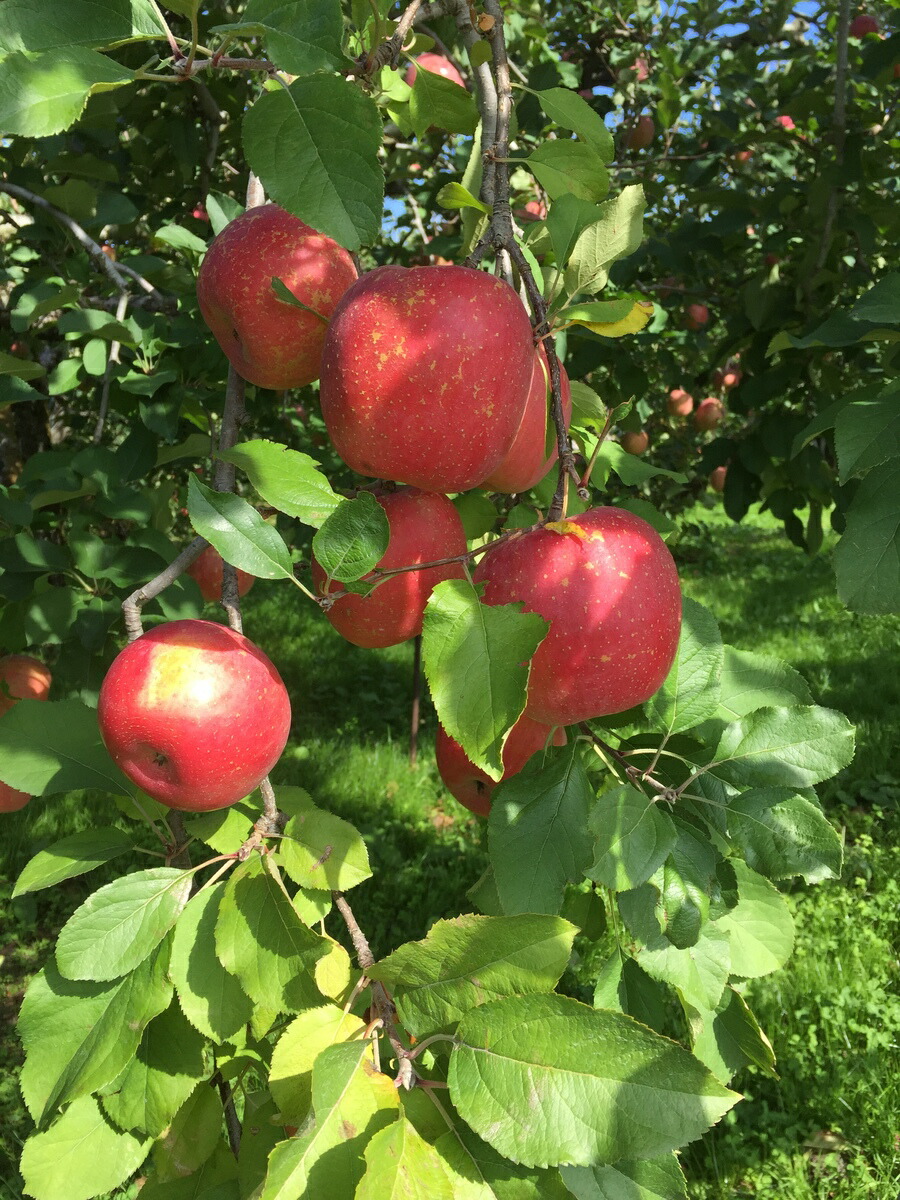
[85, 204, 683, 818]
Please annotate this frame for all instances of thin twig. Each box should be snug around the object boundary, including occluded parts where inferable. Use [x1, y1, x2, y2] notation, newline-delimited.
[92, 293, 129, 443]
[215, 1072, 242, 1157]
[122, 536, 208, 641]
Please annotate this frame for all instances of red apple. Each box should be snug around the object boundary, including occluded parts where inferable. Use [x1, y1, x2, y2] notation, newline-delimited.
[667, 388, 694, 417]
[311, 488, 468, 649]
[0, 781, 30, 813]
[192, 204, 210, 222]
[774, 114, 796, 131]
[685, 303, 709, 330]
[632, 56, 650, 82]
[0, 654, 52, 717]
[623, 114, 654, 150]
[712, 366, 742, 390]
[436, 716, 567, 817]
[319, 265, 534, 493]
[694, 398, 725, 431]
[481, 346, 572, 493]
[515, 199, 548, 223]
[197, 204, 358, 391]
[658, 276, 680, 299]
[733, 149, 753, 164]
[621, 430, 649, 456]
[473, 508, 682, 725]
[849, 14, 879, 36]
[187, 545, 256, 604]
[98, 619, 291, 812]
[710, 465, 728, 492]
[405, 53, 466, 89]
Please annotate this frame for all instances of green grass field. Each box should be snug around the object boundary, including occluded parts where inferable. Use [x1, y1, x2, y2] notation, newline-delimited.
[2, 502, 899, 1198]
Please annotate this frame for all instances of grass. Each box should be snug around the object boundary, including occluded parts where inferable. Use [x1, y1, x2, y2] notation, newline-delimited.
[2, 501, 899, 1197]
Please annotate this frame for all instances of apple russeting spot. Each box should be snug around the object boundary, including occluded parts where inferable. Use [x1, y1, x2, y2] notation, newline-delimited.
[98, 619, 291, 812]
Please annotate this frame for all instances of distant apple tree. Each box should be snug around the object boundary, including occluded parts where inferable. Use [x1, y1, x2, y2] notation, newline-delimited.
[0, 1, 871, 1198]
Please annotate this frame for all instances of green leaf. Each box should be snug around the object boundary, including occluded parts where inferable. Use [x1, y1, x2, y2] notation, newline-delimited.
[55, 866, 193, 982]
[261, 1041, 400, 1199]
[276, 786, 372, 890]
[436, 181, 490, 213]
[169, 884, 254, 1041]
[728, 788, 842, 882]
[834, 460, 900, 614]
[710, 706, 856, 791]
[269, 1004, 366, 1124]
[561, 1155, 687, 1200]
[0, 349, 45, 380]
[646, 598, 722, 735]
[654, 822, 716, 949]
[834, 385, 900, 481]
[243, 75, 384, 250]
[488, 744, 594, 915]
[13, 827, 133, 897]
[599, 440, 687, 485]
[356, 1117, 457, 1200]
[0, 698, 131, 797]
[0, 0, 165, 50]
[544, 195, 607, 277]
[587, 785, 678, 892]
[0, 47, 133, 137]
[713, 860, 795, 978]
[637, 922, 731, 1012]
[205, 189, 244, 235]
[140, 1144, 239, 1198]
[188, 473, 295, 580]
[714, 647, 812, 721]
[311, 491, 390, 583]
[238, 0, 345, 74]
[422, 578, 548, 780]
[568, 379, 607, 426]
[19, 947, 172, 1126]
[367, 913, 577, 1037]
[688, 987, 776, 1085]
[215, 855, 326, 1013]
[563, 185, 645, 296]
[20, 1095, 150, 1200]
[154, 223, 207, 255]
[150, 1084, 223, 1182]
[220, 439, 341, 528]
[409, 64, 477, 137]
[536, 88, 614, 160]
[449, 994, 737, 1168]
[593, 952, 670, 1034]
[186, 802, 257, 854]
[100, 1001, 211, 1137]
[527, 141, 609, 203]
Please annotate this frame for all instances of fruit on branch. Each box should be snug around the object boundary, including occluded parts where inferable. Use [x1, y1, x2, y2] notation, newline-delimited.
[192, 204, 209, 222]
[481, 346, 572, 493]
[0, 654, 52, 716]
[98, 619, 291, 812]
[623, 114, 655, 150]
[685, 303, 709, 330]
[658, 276, 679, 299]
[733, 149, 753, 164]
[319, 265, 534, 492]
[0, 653, 51, 813]
[694, 397, 725, 431]
[197, 204, 357, 391]
[436, 716, 567, 817]
[404, 53, 466, 89]
[774, 114, 796, 130]
[632, 56, 650, 82]
[473, 507, 682, 725]
[311, 488, 467, 649]
[621, 430, 649, 456]
[712, 365, 742, 390]
[849, 13, 879, 36]
[187, 545, 256, 604]
[710, 465, 728, 492]
[667, 388, 694, 417]
[514, 199, 548, 223]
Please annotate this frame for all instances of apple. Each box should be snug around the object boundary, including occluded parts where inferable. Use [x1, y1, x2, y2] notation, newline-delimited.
[481, 346, 572, 493]
[774, 114, 796, 131]
[319, 265, 534, 493]
[733, 150, 753, 164]
[0, 781, 31, 813]
[197, 204, 358, 391]
[98, 619, 291, 812]
[667, 388, 694, 417]
[623, 114, 654, 150]
[436, 715, 567, 817]
[187, 545, 256, 604]
[515, 199, 548, 223]
[311, 488, 468, 648]
[710, 465, 728, 492]
[473, 507, 682, 725]
[192, 203, 209, 222]
[658, 276, 680, 299]
[694, 397, 725, 431]
[712, 366, 742, 390]
[621, 430, 649, 456]
[0, 654, 52, 716]
[404, 53, 466, 89]
[632, 56, 650, 82]
[849, 14, 879, 36]
[685, 303, 709, 330]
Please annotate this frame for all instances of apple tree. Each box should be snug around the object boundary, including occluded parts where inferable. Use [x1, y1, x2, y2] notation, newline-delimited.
[0, 1, 859, 1197]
